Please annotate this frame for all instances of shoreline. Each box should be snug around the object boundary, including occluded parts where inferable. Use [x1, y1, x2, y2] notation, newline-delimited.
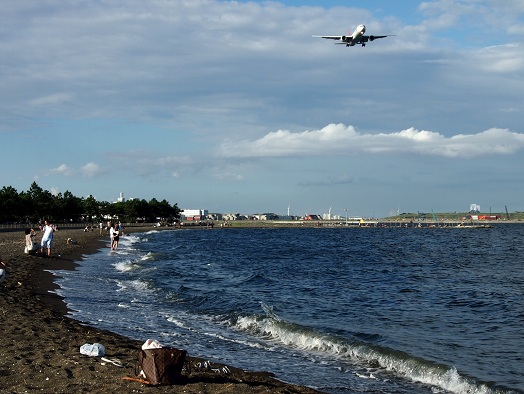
[0, 227, 321, 393]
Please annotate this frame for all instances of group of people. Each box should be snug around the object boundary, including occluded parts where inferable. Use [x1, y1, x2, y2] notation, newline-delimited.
[108, 222, 124, 251]
[0, 220, 57, 285]
[24, 220, 57, 257]
[1, 219, 123, 286]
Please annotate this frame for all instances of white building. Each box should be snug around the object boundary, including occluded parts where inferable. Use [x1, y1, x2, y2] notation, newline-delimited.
[470, 204, 480, 212]
[181, 209, 208, 218]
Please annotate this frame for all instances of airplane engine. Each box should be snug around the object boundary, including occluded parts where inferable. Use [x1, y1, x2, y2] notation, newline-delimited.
[369, 35, 375, 41]
[341, 35, 346, 42]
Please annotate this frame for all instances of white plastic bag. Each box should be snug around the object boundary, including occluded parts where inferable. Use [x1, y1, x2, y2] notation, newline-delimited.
[80, 343, 106, 357]
[141, 339, 163, 350]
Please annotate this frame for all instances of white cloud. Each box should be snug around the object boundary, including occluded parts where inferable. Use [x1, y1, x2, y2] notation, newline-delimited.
[50, 164, 75, 176]
[213, 172, 245, 181]
[3, 0, 524, 215]
[46, 162, 104, 178]
[218, 123, 524, 159]
[80, 162, 104, 178]
[29, 93, 74, 107]
[458, 44, 524, 74]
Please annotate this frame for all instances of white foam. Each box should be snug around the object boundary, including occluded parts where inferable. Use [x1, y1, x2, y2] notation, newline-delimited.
[116, 279, 152, 293]
[113, 260, 140, 272]
[165, 313, 269, 351]
[140, 251, 158, 261]
[234, 313, 498, 394]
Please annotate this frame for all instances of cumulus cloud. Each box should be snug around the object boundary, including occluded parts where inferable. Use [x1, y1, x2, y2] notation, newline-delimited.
[50, 164, 75, 176]
[46, 162, 105, 178]
[80, 162, 104, 178]
[470, 44, 524, 73]
[218, 123, 524, 159]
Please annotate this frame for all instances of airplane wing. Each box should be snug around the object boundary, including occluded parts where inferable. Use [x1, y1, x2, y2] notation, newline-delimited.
[313, 32, 395, 47]
[359, 35, 393, 43]
[312, 35, 342, 40]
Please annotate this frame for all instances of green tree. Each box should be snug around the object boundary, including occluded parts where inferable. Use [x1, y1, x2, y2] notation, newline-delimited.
[83, 195, 100, 220]
[0, 186, 22, 222]
[136, 199, 151, 221]
[0, 182, 181, 224]
[123, 199, 140, 222]
[109, 201, 126, 221]
[56, 191, 84, 222]
[27, 182, 55, 221]
[148, 198, 160, 220]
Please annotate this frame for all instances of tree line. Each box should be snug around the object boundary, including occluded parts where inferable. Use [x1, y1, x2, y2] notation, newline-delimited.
[0, 182, 181, 224]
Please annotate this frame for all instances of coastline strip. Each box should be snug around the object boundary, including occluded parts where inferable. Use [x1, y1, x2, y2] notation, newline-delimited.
[0, 227, 320, 393]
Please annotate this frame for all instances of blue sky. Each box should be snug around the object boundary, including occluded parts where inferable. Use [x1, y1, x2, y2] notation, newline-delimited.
[1, 0, 524, 218]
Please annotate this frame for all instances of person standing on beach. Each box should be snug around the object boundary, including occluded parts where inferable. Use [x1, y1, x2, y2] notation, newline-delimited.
[111, 223, 120, 251]
[0, 257, 6, 283]
[40, 220, 56, 257]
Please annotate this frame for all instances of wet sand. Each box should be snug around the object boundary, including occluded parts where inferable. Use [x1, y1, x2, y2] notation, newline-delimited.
[0, 227, 321, 393]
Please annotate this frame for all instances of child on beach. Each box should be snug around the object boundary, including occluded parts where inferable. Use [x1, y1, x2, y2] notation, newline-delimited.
[24, 228, 39, 255]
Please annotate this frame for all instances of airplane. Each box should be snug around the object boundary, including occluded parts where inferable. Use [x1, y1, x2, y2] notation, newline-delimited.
[313, 24, 393, 47]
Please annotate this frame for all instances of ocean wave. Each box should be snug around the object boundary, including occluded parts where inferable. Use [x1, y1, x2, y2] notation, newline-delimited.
[139, 251, 164, 262]
[112, 260, 142, 272]
[115, 279, 153, 293]
[164, 311, 272, 352]
[233, 305, 509, 394]
[112, 251, 161, 272]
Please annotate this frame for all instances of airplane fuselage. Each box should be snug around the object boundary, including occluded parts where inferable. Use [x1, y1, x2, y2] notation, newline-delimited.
[313, 23, 392, 48]
[344, 24, 366, 46]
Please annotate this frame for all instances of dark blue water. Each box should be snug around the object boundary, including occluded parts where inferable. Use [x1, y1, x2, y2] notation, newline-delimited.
[54, 225, 524, 393]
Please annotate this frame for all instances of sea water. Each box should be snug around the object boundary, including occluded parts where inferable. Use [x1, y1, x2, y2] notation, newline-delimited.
[53, 225, 524, 393]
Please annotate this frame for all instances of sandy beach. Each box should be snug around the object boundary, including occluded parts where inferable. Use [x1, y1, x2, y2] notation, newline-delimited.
[0, 227, 321, 393]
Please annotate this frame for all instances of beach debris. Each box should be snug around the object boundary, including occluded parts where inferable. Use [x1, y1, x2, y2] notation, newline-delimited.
[80, 342, 106, 357]
[195, 360, 230, 374]
[101, 357, 124, 367]
[196, 360, 212, 369]
[142, 339, 163, 349]
[209, 366, 230, 374]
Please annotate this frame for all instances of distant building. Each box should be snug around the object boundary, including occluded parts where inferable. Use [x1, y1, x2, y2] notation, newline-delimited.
[223, 213, 249, 221]
[252, 213, 279, 220]
[303, 214, 322, 220]
[181, 209, 209, 221]
[470, 204, 480, 212]
[206, 213, 223, 221]
[117, 192, 125, 203]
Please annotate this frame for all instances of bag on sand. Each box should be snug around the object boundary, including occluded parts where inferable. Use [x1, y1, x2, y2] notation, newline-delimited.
[138, 347, 187, 385]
